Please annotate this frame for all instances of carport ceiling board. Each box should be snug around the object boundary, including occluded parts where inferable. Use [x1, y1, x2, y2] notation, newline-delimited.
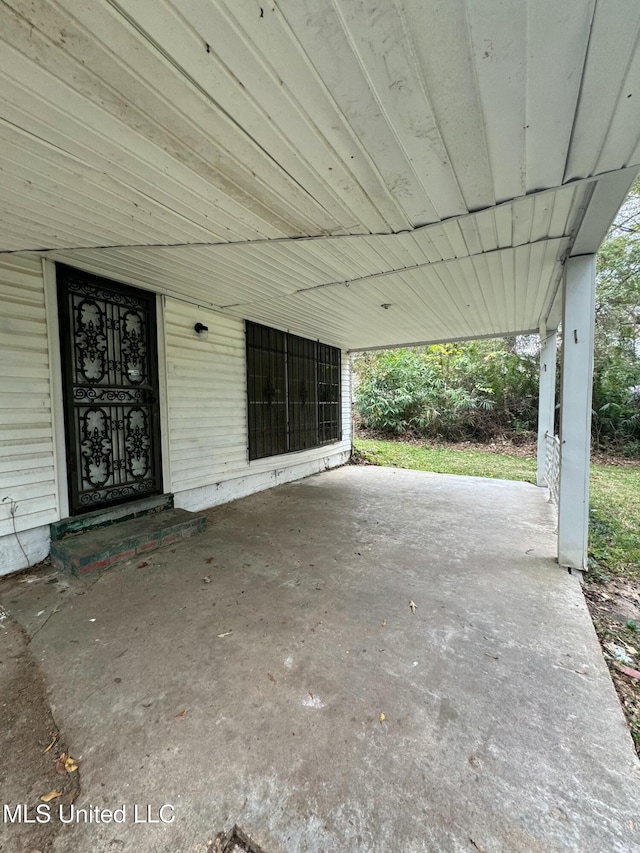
[22, 182, 586, 348]
[41, 230, 569, 350]
[1, 0, 640, 347]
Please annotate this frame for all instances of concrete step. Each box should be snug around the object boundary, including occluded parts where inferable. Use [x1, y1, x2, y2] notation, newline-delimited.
[50, 494, 174, 541]
[50, 508, 206, 576]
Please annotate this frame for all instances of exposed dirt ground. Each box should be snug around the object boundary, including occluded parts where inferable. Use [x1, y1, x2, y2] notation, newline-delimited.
[0, 600, 80, 853]
[583, 577, 640, 758]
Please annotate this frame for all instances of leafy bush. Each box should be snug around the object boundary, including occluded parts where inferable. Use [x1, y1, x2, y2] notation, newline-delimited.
[353, 340, 539, 441]
[592, 224, 640, 450]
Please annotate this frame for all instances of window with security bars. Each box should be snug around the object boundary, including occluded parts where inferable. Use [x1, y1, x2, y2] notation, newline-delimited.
[246, 321, 341, 460]
[317, 343, 341, 443]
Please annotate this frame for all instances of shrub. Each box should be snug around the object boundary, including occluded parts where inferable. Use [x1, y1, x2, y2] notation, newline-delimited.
[353, 340, 539, 441]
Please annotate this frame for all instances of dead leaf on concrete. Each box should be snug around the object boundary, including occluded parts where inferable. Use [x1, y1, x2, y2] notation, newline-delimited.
[379, 713, 385, 723]
[205, 557, 214, 564]
[267, 673, 276, 683]
[40, 791, 62, 803]
[409, 600, 417, 613]
[381, 618, 387, 627]
[54, 753, 68, 775]
[175, 709, 188, 718]
[42, 733, 58, 754]
[137, 561, 149, 569]
[64, 755, 78, 773]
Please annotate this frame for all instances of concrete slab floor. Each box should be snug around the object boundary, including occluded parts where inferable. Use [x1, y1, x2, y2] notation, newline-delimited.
[1, 466, 639, 853]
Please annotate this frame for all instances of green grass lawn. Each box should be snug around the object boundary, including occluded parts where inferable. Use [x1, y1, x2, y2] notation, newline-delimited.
[354, 437, 640, 583]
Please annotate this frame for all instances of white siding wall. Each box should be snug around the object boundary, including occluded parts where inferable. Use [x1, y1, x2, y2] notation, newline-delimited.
[164, 297, 351, 509]
[0, 256, 57, 573]
[0, 269, 353, 576]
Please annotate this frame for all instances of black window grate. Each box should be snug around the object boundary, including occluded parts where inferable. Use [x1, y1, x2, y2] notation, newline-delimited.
[246, 322, 287, 461]
[287, 332, 318, 452]
[318, 342, 341, 444]
[246, 321, 341, 461]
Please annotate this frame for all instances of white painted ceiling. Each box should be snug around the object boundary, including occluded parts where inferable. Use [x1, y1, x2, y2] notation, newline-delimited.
[1, 0, 639, 348]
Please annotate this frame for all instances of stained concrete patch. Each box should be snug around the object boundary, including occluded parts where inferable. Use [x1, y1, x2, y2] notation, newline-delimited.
[1, 466, 639, 852]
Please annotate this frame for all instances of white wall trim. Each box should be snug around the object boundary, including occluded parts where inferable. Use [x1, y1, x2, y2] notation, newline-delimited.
[42, 258, 68, 521]
[156, 293, 172, 493]
[174, 448, 350, 513]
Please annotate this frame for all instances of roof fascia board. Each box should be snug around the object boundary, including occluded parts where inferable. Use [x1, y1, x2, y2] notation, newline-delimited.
[570, 167, 639, 256]
[350, 328, 539, 354]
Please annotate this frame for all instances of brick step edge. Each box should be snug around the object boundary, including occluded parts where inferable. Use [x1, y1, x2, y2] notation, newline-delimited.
[50, 515, 206, 576]
[50, 494, 175, 541]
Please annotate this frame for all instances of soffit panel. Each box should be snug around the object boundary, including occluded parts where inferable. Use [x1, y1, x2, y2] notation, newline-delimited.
[34, 236, 568, 351]
[0, 0, 639, 254]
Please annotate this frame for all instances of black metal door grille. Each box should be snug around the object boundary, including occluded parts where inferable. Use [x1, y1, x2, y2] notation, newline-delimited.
[57, 265, 162, 515]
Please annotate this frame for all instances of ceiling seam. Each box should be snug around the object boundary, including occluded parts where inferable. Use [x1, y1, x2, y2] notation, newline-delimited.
[4, 167, 637, 255]
[560, 0, 598, 184]
[217, 237, 566, 311]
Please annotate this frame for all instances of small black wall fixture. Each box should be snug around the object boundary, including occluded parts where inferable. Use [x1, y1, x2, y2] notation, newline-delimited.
[194, 322, 209, 340]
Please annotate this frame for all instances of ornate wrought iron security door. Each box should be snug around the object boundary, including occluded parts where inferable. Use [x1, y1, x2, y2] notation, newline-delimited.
[57, 265, 162, 515]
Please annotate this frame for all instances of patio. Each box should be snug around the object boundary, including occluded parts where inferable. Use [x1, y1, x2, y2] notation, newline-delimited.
[2, 465, 639, 852]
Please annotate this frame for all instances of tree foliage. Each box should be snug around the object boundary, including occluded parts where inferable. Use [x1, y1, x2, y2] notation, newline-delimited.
[354, 340, 538, 440]
[592, 177, 640, 451]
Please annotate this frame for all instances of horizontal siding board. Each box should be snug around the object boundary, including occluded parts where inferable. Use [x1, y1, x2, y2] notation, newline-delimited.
[0, 393, 51, 409]
[0, 426, 56, 442]
[0, 256, 58, 539]
[0, 378, 52, 394]
[0, 452, 54, 473]
[0, 410, 52, 425]
[1, 466, 55, 488]
[0, 502, 59, 537]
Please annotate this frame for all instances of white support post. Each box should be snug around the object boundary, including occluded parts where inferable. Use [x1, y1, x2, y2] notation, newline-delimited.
[536, 327, 557, 486]
[558, 255, 597, 570]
